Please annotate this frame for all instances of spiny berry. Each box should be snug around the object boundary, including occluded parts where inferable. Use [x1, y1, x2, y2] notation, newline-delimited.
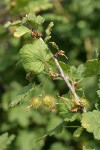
[30, 97, 41, 108]
[42, 95, 55, 108]
[27, 97, 42, 111]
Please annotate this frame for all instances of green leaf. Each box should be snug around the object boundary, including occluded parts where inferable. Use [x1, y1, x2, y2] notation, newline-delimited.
[4, 20, 22, 28]
[27, 13, 45, 26]
[35, 121, 64, 143]
[64, 112, 80, 122]
[57, 95, 80, 122]
[35, 15, 45, 25]
[69, 64, 85, 81]
[14, 25, 30, 37]
[50, 142, 67, 150]
[4, 21, 11, 28]
[81, 110, 100, 140]
[83, 59, 100, 77]
[73, 127, 83, 138]
[59, 61, 70, 74]
[12, 20, 22, 25]
[10, 83, 35, 107]
[8, 106, 33, 127]
[83, 141, 100, 150]
[57, 94, 74, 116]
[0, 133, 15, 150]
[20, 39, 51, 74]
[49, 60, 70, 75]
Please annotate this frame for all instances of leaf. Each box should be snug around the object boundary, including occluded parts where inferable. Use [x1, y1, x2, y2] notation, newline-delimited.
[12, 20, 22, 26]
[69, 64, 85, 81]
[4, 20, 22, 28]
[83, 59, 100, 77]
[27, 13, 45, 26]
[35, 15, 45, 25]
[4, 21, 11, 28]
[16, 130, 44, 150]
[64, 112, 80, 122]
[14, 25, 30, 37]
[20, 39, 51, 74]
[57, 94, 74, 116]
[59, 61, 70, 74]
[8, 106, 32, 127]
[81, 110, 100, 140]
[26, 0, 53, 13]
[73, 127, 83, 138]
[49, 60, 70, 75]
[35, 121, 64, 143]
[10, 83, 35, 107]
[83, 141, 100, 150]
[50, 142, 67, 150]
[0, 133, 15, 150]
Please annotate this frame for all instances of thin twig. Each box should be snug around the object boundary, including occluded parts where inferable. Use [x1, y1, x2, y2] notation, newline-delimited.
[52, 56, 86, 112]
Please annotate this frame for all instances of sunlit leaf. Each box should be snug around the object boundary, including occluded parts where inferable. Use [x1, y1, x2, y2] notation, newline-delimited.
[14, 26, 30, 37]
[4, 21, 11, 28]
[20, 39, 51, 74]
[27, 13, 45, 26]
[81, 110, 100, 140]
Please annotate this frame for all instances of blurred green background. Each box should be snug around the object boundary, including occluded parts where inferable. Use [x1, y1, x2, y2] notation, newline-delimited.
[0, 0, 100, 150]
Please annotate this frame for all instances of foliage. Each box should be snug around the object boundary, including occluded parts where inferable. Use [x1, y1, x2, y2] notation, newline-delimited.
[0, 0, 100, 150]
[0, 133, 15, 150]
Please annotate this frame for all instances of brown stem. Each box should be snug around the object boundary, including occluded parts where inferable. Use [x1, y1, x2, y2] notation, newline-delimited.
[52, 56, 86, 112]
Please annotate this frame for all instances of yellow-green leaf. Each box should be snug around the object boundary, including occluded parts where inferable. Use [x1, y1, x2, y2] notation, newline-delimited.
[81, 110, 100, 140]
[14, 26, 30, 37]
[20, 39, 51, 74]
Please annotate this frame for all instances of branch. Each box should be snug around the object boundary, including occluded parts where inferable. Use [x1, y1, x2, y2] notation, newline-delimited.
[52, 56, 86, 112]
[39, 37, 86, 112]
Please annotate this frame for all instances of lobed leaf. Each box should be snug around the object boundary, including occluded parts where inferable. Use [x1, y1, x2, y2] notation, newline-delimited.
[14, 25, 30, 37]
[81, 110, 100, 140]
[64, 112, 80, 122]
[83, 59, 100, 77]
[20, 39, 52, 74]
[69, 64, 85, 81]
[26, 13, 45, 26]
[0, 133, 15, 150]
